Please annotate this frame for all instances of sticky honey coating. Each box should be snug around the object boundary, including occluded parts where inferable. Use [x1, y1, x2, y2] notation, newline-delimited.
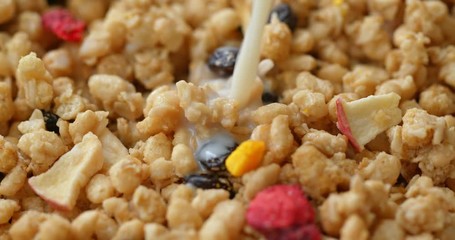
[1, 0, 455, 239]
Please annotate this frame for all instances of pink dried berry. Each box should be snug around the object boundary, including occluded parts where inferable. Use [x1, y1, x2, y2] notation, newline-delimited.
[246, 185, 320, 240]
[42, 9, 85, 42]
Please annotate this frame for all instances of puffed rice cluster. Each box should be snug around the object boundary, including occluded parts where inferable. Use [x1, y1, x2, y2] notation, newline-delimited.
[1, 0, 455, 239]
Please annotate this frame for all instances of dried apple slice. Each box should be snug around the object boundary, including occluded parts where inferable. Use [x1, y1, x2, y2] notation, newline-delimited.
[336, 93, 402, 151]
[29, 132, 104, 211]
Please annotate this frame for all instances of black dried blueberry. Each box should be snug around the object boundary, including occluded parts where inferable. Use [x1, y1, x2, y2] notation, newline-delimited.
[185, 173, 235, 198]
[196, 133, 237, 172]
[268, 3, 297, 31]
[262, 92, 279, 104]
[208, 46, 239, 77]
[41, 110, 60, 134]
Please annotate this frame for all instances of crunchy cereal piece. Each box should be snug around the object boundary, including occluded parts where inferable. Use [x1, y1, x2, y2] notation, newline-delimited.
[166, 198, 203, 230]
[97, 54, 133, 81]
[0, 136, 18, 173]
[150, 157, 175, 185]
[402, 108, 446, 148]
[292, 29, 315, 53]
[43, 48, 73, 77]
[191, 189, 230, 220]
[0, 79, 14, 123]
[9, 211, 48, 239]
[368, 0, 401, 20]
[319, 176, 393, 237]
[359, 152, 401, 185]
[131, 185, 167, 223]
[85, 174, 115, 204]
[251, 115, 295, 165]
[185, 0, 229, 27]
[109, 157, 142, 195]
[0, 199, 19, 224]
[292, 89, 328, 121]
[251, 103, 291, 125]
[176, 80, 210, 125]
[340, 214, 369, 240]
[351, 15, 392, 61]
[34, 214, 73, 240]
[52, 77, 75, 97]
[343, 65, 389, 98]
[102, 197, 135, 224]
[134, 50, 174, 89]
[208, 97, 239, 129]
[317, 40, 349, 66]
[296, 72, 334, 102]
[327, 92, 359, 122]
[88, 74, 143, 120]
[169, 184, 195, 203]
[21, 196, 45, 212]
[0, 163, 27, 197]
[261, 16, 292, 62]
[242, 163, 281, 201]
[144, 223, 168, 240]
[292, 145, 350, 199]
[171, 144, 198, 177]
[112, 219, 144, 240]
[397, 195, 445, 234]
[303, 130, 348, 157]
[419, 84, 455, 116]
[17, 129, 67, 175]
[143, 133, 172, 164]
[18, 11, 45, 42]
[413, 144, 455, 185]
[95, 211, 119, 240]
[137, 90, 182, 137]
[53, 90, 94, 120]
[6, 32, 32, 71]
[375, 75, 417, 101]
[371, 220, 405, 240]
[0, 0, 15, 24]
[16, 109, 46, 134]
[199, 200, 245, 240]
[68, 0, 109, 23]
[278, 54, 317, 72]
[16, 52, 54, 109]
[72, 210, 100, 240]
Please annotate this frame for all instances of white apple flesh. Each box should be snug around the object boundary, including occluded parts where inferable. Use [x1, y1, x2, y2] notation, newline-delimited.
[336, 93, 402, 151]
[28, 132, 104, 211]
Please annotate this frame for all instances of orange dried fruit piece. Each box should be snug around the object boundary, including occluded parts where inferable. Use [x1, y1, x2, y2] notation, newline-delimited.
[225, 140, 265, 177]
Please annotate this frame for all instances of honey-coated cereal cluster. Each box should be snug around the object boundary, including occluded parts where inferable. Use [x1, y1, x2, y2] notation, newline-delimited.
[1, 0, 455, 239]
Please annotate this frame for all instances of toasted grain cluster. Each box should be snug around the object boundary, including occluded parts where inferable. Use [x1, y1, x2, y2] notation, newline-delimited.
[2, 0, 455, 239]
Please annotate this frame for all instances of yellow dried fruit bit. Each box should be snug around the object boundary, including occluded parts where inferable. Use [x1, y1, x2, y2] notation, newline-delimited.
[225, 140, 266, 177]
[332, 0, 344, 6]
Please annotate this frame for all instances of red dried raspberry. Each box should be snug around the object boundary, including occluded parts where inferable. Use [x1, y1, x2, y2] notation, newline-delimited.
[246, 185, 320, 240]
[42, 9, 85, 42]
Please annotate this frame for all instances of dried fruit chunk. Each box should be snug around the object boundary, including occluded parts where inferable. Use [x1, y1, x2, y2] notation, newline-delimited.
[42, 9, 85, 42]
[246, 185, 321, 240]
[225, 140, 265, 177]
[268, 3, 297, 31]
[29, 132, 103, 211]
[336, 93, 402, 151]
[196, 133, 237, 172]
[185, 173, 234, 198]
[208, 46, 239, 77]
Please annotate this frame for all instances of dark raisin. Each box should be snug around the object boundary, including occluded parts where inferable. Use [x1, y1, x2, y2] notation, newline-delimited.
[47, 0, 66, 5]
[185, 173, 235, 198]
[268, 3, 297, 31]
[196, 133, 237, 172]
[208, 46, 239, 77]
[262, 92, 279, 104]
[41, 110, 60, 134]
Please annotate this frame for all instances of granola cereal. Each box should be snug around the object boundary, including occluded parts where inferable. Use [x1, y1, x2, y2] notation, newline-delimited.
[2, 0, 455, 239]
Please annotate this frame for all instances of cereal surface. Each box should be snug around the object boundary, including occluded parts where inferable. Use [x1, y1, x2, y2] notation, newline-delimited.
[1, 0, 455, 239]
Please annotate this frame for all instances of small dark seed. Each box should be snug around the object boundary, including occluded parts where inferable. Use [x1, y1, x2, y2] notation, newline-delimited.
[268, 3, 297, 31]
[41, 110, 60, 134]
[262, 92, 279, 104]
[208, 46, 239, 77]
[185, 173, 235, 198]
